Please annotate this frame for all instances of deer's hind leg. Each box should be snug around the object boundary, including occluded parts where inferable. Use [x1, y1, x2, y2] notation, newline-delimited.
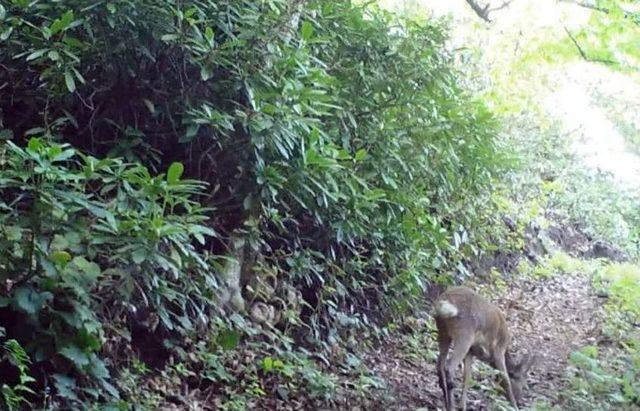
[446, 333, 473, 409]
[437, 333, 453, 411]
[461, 354, 473, 411]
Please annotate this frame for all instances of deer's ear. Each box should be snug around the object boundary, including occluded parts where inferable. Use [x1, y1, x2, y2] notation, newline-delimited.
[523, 354, 539, 372]
[511, 353, 534, 375]
[517, 354, 538, 374]
[511, 354, 525, 373]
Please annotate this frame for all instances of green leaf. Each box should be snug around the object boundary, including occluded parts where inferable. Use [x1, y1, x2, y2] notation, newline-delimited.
[216, 329, 240, 351]
[59, 345, 90, 367]
[301, 21, 314, 41]
[50, 11, 75, 35]
[185, 124, 199, 141]
[53, 374, 79, 401]
[63, 36, 84, 49]
[88, 355, 110, 379]
[53, 148, 75, 162]
[48, 50, 60, 61]
[243, 195, 253, 211]
[205, 27, 214, 44]
[73, 256, 101, 278]
[26, 49, 47, 61]
[60, 10, 75, 28]
[161, 34, 179, 42]
[13, 287, 52, 316]
[200, 65, 212, 81]
[49, 234, 69, 251]
[167, 162, 184, 184]
[27, 137, 42, 152]
[262, 356, 274, 372]
[355, 149, 367, 161]
[132, 248, 146, 264]
[99, 378, 120, 398]
[0, 27, 13, 42]
[51, 250, 72, 267]
[64, 70, 76, 93]
[71, 67, 86, 84]
[143, 99, 155, 114]
[5, 226, 22, 241]
[184, 7, 197, 19]
[0, 5, 6, 21]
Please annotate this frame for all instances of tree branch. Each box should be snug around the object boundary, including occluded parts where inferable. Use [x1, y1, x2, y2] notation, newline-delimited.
[563, 26, 588, 60]
[559, 0, 640, 26]
[563, 26, 617, 65]
[560, 0, 610, 13]
[465, 0, 492, 22]
[489, 0, 515, 13]
[465, 0, 515, 22]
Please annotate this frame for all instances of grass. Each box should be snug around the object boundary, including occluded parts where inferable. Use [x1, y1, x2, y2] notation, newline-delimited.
[600, 263, 640, 313]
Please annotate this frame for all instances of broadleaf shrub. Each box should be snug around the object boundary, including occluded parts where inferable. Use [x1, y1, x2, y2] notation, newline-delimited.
[0, 0, 505, 406]
[0, 138, 217, 404]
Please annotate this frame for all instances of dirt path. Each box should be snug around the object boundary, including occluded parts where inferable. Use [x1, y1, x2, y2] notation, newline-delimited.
[365, 272, 602, 410]
[497, 274, 600, 407]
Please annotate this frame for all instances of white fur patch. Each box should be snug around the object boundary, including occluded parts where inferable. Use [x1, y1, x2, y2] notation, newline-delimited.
[435, 300, 458, 318]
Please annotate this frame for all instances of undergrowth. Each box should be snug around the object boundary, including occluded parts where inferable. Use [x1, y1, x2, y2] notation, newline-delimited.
[557, 261, 640, 410]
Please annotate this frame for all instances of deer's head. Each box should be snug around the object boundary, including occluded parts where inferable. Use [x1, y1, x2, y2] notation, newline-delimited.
[507, 353, 538, 404]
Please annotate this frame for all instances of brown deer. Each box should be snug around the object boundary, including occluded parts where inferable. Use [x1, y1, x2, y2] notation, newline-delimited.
[433, 286, 536, 410]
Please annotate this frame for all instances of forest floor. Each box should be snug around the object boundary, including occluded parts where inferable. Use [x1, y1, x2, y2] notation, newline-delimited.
[363, 267, 601, 410]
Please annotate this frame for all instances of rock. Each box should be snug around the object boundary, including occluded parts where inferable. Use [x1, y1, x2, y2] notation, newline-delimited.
[502, 215, 517, 232]
[524, 222, 545, 262]
[544, 224, 590, 255]
[584, 240, 627, 262]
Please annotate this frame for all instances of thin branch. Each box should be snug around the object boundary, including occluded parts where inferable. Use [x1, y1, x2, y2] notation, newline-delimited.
[465, 0, 492, 22]
[465, 0, 515, 22]
[559, 0, 613, 13]
[563, 26, 617, 65]
[563, 26, 588, 60]
[489, 0, 515, 13]
[559, 0, 640, 26]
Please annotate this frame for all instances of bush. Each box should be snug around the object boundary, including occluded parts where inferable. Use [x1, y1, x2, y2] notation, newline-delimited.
[0, 138, 216, 404]
[1, 0, 503, 406]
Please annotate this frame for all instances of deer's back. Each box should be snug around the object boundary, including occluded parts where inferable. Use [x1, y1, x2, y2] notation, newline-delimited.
[434, 286, 510, 350]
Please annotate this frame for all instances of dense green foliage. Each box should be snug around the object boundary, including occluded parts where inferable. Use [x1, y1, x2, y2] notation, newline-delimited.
[572, 0, 640, 68]
[0, 138, 216, 405]
[3, 0, 635, 407]
[0, 0, 502, 407]
[518, 1, 640, 71]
